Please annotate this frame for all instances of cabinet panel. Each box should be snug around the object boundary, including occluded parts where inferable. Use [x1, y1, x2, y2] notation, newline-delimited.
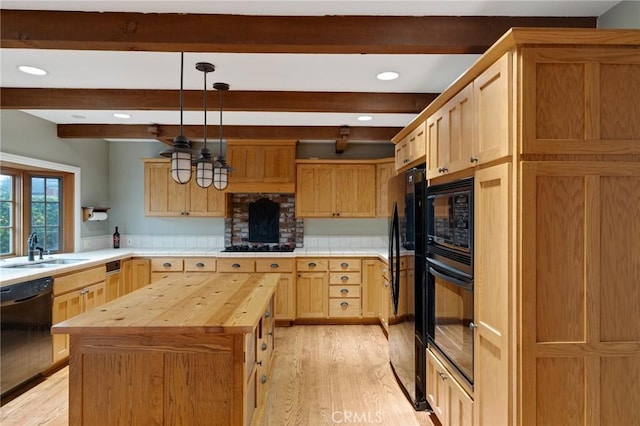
[188, 180, 226, 217]
[150, 258, 184, 273]
[376, 160, 395, 217]
[328, 298, 360, 318]
[474, 163, 511, 426]
[334, 165, 376, 217]
[255, 258, 294, 273]
[329, 272, 361, 285]
[473, 51, 511, 163]
[226, 140, 296, 192]
[361, 259, 380, 318]
[329, 285, 361, 298]
[274, 273, 296, 321]
[296, 272, 328, 318]
[217, 258, 256, 273]
[296, 259, 328, 272]
[329, 259, 361, 272]
[122, 259, 150, 294]
[522, 48, 640, 154]
[295, 165, 334, 217]
[184, 258, 217, 272]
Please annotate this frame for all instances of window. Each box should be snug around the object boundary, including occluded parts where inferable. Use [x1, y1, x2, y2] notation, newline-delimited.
[30, 176, 62, 253]
[0, 173, 16, 255]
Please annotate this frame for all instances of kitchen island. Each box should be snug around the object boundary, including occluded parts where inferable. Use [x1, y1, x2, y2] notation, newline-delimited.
[52, 272, 279, 426]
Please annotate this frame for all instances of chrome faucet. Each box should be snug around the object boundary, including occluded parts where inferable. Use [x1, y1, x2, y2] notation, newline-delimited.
[27, 232, 44, 261]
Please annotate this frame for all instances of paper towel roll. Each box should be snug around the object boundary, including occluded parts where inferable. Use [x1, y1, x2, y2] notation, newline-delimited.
[88, 211, 108, 221]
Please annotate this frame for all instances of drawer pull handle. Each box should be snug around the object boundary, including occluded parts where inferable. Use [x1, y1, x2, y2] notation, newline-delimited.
[195, 262, 205, 268]
[163, 262, 172, 267]
[340, 262, 349, 268]
[270, 263, 279, 268]
[469, 322, 477, 330]
[256, 360, 262, 366]
[340, 301, 349, 308]
[439, 372, 448, 381]
[264, 311, 271, 318]
[261, 374, 267, 384]
[261, 342, 268, 351]
[341, 275, 349, 281]
[232, 263, 241, 268]
[340, 288, 349, 295]
[308, 262, 316, 267]
[470, 156, 479, 163]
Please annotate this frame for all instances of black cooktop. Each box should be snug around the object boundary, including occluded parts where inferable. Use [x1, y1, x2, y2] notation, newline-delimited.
[222, 244, 295, 252]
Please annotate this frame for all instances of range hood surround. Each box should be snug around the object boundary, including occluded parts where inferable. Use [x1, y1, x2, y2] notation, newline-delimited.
[225, 193, 303, 248]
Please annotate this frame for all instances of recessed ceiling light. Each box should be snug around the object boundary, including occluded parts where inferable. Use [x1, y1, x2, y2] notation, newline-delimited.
[357, 115, 373, 122]
[113, 113, 131, 119]
[71, 114, 87, 120]
[18, 65, 48, 76]
[376, 71, 399, 81]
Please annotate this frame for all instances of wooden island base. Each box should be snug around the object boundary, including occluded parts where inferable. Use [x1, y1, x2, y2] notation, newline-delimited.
[54, 273, 278, 426]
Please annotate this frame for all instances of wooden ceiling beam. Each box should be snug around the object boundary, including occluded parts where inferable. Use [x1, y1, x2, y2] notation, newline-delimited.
[1, 88, 435, 114]
[57, 124, 400, 142]
[1, 10, 596, 54]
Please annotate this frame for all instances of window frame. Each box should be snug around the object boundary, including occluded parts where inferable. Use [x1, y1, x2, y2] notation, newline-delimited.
[0, 169, 21, 257]
[0, 158, 77, 258]
[29, 174, 64, 254]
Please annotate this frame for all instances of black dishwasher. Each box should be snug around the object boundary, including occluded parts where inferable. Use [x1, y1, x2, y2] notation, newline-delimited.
[1, 276, 53, 399]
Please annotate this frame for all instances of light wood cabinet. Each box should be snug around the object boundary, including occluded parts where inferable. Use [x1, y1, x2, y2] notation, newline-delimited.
[52, 266, 106, 363]
[296, 259, 328, 318]
[472, 51, 511, 164]
[376, 159, 395, 217]
[296, 162, 376, 218]
[143, 159, 226, 217]
[105, 269, 121, 302]
[150, 257, 185, 282]
[361, 259, 381, 318]
[521, 48, 640, 154]
[122, 258, 150, 295]
[473, 163, 511, 426]
[256, 258, 295, 322]
[226, 140, 297, 193]
[379, 261, 390, 334]
[328, 258, 361, 318]
[395, 121, 426, 171]
[427, 83, 474, 179]
[427, 349, 474, 426]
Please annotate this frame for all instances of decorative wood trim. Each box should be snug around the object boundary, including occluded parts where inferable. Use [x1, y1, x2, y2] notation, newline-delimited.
[0, 88, 435, 114]
[57, 124, 400, 142]
[0, 11, 595, 54]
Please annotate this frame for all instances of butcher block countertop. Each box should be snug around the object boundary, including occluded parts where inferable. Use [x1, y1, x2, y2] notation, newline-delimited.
[52, 272, 279, 335]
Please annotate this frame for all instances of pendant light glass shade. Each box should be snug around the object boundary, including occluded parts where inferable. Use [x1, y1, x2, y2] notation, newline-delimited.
[159, 52, 193, 184]
[212, 82, 234, 191]
[193, 62, 216, 188]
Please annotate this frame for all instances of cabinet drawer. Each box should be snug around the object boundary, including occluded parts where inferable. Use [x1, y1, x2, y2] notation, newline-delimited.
[217, 258, 256, 273]
[296, 259, 328, 272]
[54, 266, 106, 295]
[329, 298, 361, 317]
[329, 272, 361, 285]
[255, 258, 294, 273]
[329, 259, 361, 272]
[329, 285, 361, 298]
[150, 258, 184, 272]
[184, 258, 216, 272]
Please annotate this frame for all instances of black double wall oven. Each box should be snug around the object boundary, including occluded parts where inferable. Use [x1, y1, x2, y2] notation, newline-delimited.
[426, 177, 475, 390]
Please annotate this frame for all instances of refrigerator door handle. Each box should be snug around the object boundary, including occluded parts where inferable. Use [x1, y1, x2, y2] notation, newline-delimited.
[390, 203, 401, 315]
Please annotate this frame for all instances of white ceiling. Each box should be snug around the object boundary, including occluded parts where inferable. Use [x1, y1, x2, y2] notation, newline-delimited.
[0, 1, 622, 141]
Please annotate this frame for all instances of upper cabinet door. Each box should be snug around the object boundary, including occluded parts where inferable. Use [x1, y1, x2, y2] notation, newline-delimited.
[334, 165, 376, 217]
[144, 160, 188, 216]
[521, 47, 640, 155]
[473, 51, 512, 164]
[295, 164, 334, 217]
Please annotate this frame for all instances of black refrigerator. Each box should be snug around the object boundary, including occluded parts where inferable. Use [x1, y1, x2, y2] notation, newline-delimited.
[387, 167, 429, 411]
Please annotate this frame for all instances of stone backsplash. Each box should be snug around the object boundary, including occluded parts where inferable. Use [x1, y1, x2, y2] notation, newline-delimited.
[224, 193, 303, 248]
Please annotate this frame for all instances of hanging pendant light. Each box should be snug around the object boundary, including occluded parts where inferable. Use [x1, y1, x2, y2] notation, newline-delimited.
[212, 82, 234, 191]
[159, 52, 193, 184]
[192, 62, 216, 188]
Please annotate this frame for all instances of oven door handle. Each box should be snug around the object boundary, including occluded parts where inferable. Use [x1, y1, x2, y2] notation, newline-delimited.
[428, 266, 474, 292]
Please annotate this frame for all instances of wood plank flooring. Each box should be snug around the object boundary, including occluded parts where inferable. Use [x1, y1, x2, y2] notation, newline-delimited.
[1, 325, 433, 426]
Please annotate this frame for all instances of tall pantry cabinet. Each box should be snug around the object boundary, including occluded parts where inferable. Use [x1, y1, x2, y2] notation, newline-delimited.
[394, 28, 640, 426]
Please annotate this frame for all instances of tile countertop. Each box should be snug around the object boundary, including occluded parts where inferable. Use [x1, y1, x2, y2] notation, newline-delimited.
[0, 247, 390, 287]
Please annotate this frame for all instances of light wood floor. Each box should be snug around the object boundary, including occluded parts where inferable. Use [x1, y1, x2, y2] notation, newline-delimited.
[1, 325, 433, 426]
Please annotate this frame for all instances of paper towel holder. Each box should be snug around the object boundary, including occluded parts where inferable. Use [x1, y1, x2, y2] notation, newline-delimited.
[82, 207, 110, 222]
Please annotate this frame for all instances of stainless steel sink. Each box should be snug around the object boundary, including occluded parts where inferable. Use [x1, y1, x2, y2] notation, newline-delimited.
[41, 259, 88, 265]
[1, 259, 88, 268]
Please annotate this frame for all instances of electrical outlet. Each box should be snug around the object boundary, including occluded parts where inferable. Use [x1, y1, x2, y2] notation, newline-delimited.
[126, 238, 133, 245]
[83, 240, 92, 249]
